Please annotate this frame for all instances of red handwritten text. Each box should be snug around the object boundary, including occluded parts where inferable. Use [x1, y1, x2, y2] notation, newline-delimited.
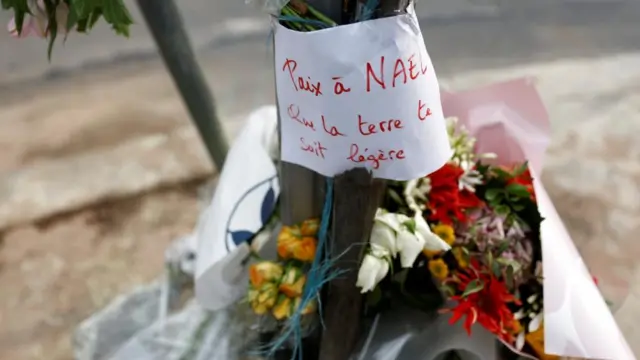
[282, 58, 323, 96]
[357, 115, 403, 136]
[365, 53, 429, 92]
[288, 104, 316, 131]
[321, 116, 347, 137]
[300, 137, 327, 158]
[417, 99, 433, 121]
[347, 144, 405, 169]
[332, 77, 351, 95]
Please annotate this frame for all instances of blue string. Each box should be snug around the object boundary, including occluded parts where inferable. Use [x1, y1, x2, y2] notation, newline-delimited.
[254, 177, 340, 359]
[356, 0, 379, 21]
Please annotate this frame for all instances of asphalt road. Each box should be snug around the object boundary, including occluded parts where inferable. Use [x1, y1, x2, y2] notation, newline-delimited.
[1, 0, 639, 86]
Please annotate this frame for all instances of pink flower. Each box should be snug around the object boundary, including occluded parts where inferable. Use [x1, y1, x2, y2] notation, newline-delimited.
[7, 0, 68, 39]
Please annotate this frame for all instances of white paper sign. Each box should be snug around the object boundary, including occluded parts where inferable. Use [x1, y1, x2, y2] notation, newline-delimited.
[274, 13, 452, 180]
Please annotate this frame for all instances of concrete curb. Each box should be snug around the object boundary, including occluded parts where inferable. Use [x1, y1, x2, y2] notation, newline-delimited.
[0, 120, 244, 231]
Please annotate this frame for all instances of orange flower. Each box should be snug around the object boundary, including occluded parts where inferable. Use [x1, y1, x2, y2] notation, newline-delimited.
[300, 218, 320, 237]
[279, 266, 306, 297]
[525, 323, 559, 360]
[277, 225, 302, 259]
[249, 261, 283, 287]
[293, 236, 317, 262]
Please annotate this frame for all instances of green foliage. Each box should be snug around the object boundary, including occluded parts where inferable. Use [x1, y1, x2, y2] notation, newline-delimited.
[3, 0, 133, 59]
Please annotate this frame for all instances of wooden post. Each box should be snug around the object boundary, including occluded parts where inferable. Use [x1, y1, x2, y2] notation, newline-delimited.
[137, 0, 229, 170]
[319, 168, 386, 360]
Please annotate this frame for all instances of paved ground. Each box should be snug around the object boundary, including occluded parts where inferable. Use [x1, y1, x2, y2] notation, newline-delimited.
[1, 0, 640, 359]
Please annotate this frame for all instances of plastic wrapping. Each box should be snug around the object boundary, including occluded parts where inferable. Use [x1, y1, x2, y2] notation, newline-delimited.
[352, 306, 497, 360]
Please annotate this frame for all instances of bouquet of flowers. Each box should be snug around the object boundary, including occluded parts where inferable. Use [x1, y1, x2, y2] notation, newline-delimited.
[356, 116, 546, 356]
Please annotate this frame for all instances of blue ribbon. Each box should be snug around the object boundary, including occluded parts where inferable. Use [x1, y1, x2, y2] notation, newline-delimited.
[256, 177, 341, 359]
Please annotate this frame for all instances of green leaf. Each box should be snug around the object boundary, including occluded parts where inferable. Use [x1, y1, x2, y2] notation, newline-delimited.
[66, 1, 79, 33]
[43, 0, 58, 61]
[13, 8, 26, 36]
[74, 0, 87, 17]
[505, 265, 514, 288]
[387, 189, 404, 205]
[491, 260, 501, 278]
[506, 183, 531, 198]
[403, 218, 416, 233]
[102, 0, 133, 26]
[484, 188, 502, 201]
[366, 286, 383, 307]
[496, 241, 510, 255]
[512, 203, 525, 211]
[88, 8, 103, 30]
[462, 279, 484, 297]
[494, 204, 510, 215]
[492, 167, 511, 179]
[512, 162, 529, 177]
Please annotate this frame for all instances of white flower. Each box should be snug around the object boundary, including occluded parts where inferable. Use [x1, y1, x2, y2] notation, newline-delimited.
[374, 209, 407, 232]
[458, 162, 483, 193]
[396, 225, 425, 268]
[403, 178, 431, 213]
[356, 244, 390, 293]
[370, 220, 398, 257]
[528, 312, 543, 333]
[515, 331, 526, 350]
[414, 215, 451, 252]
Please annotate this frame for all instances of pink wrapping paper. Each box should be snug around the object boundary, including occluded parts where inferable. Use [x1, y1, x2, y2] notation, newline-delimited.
[441, 79, 635, 360]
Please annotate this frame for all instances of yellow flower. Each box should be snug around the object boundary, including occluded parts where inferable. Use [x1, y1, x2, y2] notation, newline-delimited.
[294, 297, 318, 316]
[300, 218, 320, 237]
[452, 247, 468, 269]
[277, 225, 302, 259]
[428, 258, 449, 280]
[525, 322, 560, 360]
[248, 283, 278, 315]
[431, 223, 455, 245]
[279, 266, 306, 298]
[272, 295, 293, 320]
[249, 261, 283, 287]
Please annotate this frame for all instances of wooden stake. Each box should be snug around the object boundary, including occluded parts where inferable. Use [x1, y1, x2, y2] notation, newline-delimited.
[319, 168, 386, 360]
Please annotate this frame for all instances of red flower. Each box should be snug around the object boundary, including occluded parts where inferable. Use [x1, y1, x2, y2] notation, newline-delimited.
[446, 260, 520, 342]
[427, 163, 483, 225]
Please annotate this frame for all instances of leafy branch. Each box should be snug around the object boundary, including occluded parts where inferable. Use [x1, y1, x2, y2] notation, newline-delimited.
[2, 0, 133, 59]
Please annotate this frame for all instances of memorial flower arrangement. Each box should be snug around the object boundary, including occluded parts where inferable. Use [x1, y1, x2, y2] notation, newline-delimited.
[356, 117, 550, 358]
[244, 117, 593, 360]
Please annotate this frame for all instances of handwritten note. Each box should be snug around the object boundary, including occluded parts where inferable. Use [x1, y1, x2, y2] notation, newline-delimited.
[274, 12, 452, 180]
